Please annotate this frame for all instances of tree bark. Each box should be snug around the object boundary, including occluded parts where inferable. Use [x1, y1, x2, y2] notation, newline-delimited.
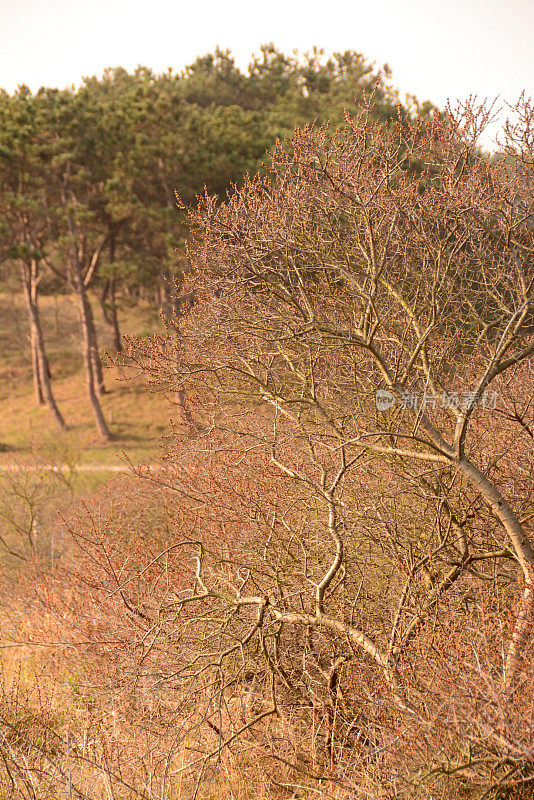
[74, 280, 112, 442]
[100, 278, 122, 353]
[85, 295, 107, 395]
[67, 238, 111, 442]
[175, 388, 194, 426]
[30, 325, 44, 406]
[169, 292, 197, 428]
[20, 260, 67, 430]
[457, 455, 534, 692]
[26, 261, 45, 406]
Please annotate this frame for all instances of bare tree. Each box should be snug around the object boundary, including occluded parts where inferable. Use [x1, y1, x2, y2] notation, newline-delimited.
[127, 97, 532, 794]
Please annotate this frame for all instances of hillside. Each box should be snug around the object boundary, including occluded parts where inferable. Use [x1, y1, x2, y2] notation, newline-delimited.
[0, 288, 174, 468]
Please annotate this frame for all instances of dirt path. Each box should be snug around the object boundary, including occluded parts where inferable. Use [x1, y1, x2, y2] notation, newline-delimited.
[0, 463, 135, 473]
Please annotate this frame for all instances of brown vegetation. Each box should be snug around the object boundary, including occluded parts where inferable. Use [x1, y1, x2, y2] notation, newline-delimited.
[1, 98, 533, 799]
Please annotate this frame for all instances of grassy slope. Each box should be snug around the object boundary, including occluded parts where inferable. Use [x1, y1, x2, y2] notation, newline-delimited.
[0, 289, 177, 470]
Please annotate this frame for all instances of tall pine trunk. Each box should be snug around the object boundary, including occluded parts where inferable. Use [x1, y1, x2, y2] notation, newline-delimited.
[100, 278, 122, 353]
[30, 325, 44, 406]
[66, 229, 111, 441]
[84, 294, 106, 396]
[72, 269, 111, 441]
[20, 260, 67, 430]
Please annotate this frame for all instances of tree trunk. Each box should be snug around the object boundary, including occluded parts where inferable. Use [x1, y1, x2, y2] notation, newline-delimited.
[85, 295, 106, 396]
[100, 279, 122, 353]
[68, 249, 111, 442]
[176, 388, 195, 426]
[30, 325, 44, 406]
[158, 273, 170, 315]
[457, 455, 534, 692]
[81, 310, 111, 440]
[159, 270, 183, 320]
[59, 183, 109, 434]
[20, 260, 67, 430]
[165, 275, 196, 426]
[76, 285, 112, 442]
[27, 263, 45, 406]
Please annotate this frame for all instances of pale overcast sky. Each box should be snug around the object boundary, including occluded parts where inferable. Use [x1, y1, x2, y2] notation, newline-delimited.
[0, 0, 532, 145]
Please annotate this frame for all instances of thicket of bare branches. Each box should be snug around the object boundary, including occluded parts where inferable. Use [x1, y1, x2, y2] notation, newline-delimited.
[1, 98, 533, 799]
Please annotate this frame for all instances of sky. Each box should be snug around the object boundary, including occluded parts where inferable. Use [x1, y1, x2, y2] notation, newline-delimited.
[0, 0, 533, 146]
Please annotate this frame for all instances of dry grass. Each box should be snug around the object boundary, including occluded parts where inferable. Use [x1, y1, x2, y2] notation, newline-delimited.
[0, 290, 176, 466]
[0, 470, 360, 800]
